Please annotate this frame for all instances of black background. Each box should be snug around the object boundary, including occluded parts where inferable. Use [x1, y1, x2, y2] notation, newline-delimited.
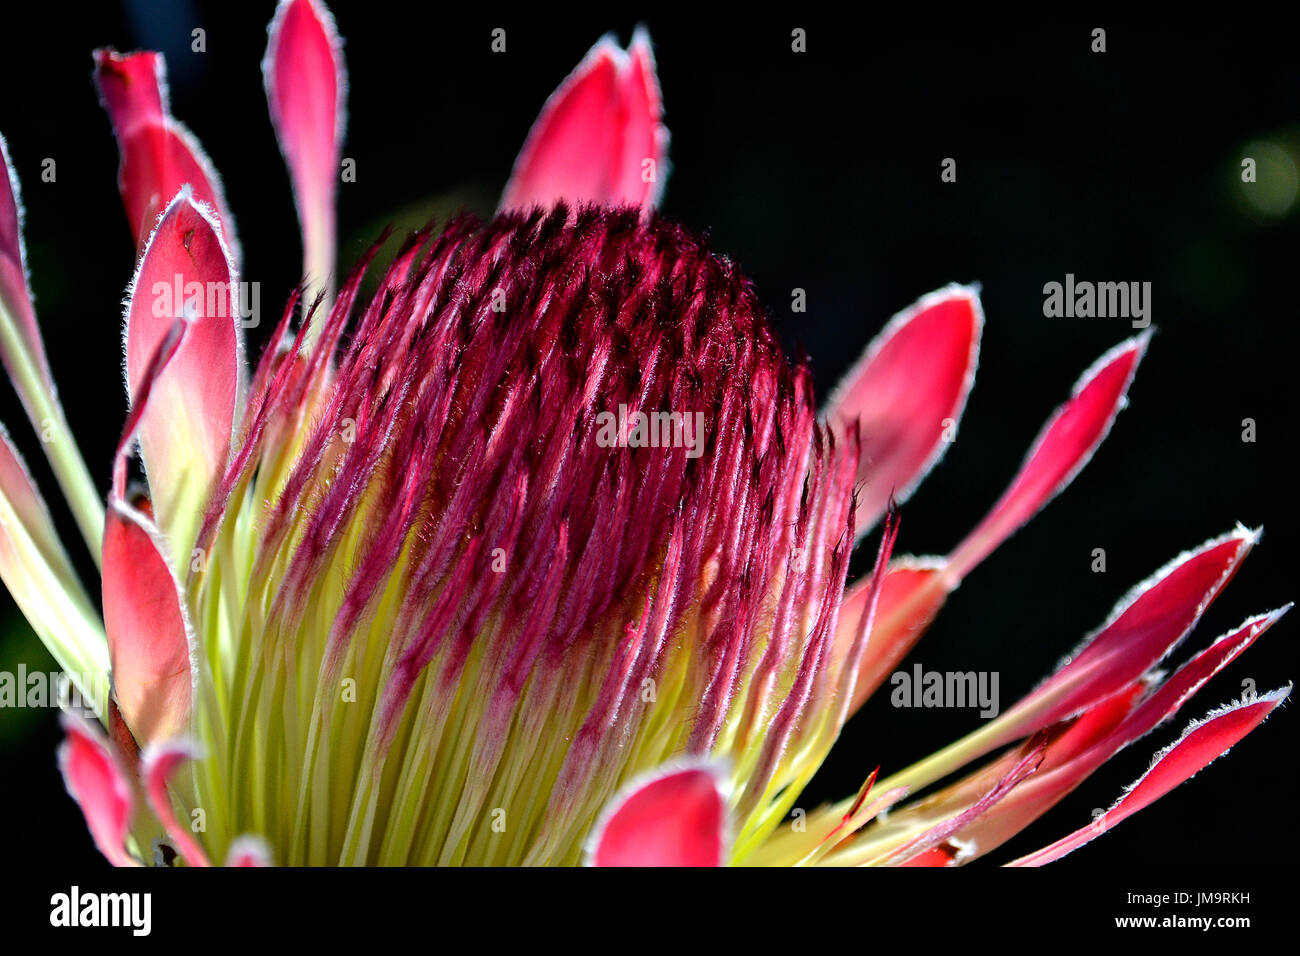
[0, 4, 1294, 869]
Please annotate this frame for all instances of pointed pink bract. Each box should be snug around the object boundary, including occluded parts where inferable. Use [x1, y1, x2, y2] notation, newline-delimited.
[501, 30, 668, 215]
[825, 285, 982, 535]
[93, 49, 238, 254]
[141, 740, 211, 866]
[58, 715, 137, 867]
[840, 559, 949, 715]
[1116, 607, 1289, 739]
[990, 528, 1257, 745]
[264, 0, 344, 300]
[895, 608, 1286, 865]
[588, 764, 727, 867]
[833, 334, 1151, 723]
[93, 49, 166, 127]
[104, 317, 194, 746]
[948, 333, 1148, 578]
[1010, 687, 1290, 866]
[102, 505, 193, 745]
[124, 189, 240, 551]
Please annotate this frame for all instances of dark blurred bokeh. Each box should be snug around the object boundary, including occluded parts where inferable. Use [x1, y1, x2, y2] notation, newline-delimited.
[1, 5, 1295, 868]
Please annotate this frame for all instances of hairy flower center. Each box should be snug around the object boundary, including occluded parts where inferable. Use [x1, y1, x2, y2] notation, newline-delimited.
[187, 208, 858, 865]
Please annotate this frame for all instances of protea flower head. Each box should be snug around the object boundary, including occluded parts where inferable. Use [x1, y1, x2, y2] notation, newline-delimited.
[0, 0, 1289, 868]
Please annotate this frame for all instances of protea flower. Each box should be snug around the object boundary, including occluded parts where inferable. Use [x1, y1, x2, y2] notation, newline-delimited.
[0, 0, 1288, 868]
